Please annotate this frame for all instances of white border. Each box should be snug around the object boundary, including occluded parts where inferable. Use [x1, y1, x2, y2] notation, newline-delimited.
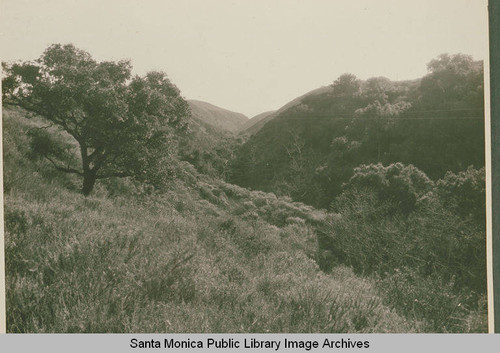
[484, 2, 494, 334]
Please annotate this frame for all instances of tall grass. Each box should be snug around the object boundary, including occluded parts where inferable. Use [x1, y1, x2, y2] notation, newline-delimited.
[4, 107, 412, 333]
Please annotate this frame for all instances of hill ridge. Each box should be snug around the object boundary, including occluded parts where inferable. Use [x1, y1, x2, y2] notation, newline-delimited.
[188, 99, 248, 133]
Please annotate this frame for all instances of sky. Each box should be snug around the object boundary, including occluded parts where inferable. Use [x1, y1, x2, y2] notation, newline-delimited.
[0, 0, 488, 117]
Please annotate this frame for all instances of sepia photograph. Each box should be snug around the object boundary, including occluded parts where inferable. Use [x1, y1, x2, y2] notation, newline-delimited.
[0, 0, 490, 333]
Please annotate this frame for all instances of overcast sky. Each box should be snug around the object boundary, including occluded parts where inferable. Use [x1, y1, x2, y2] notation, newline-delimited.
[1, 0, 488, 117]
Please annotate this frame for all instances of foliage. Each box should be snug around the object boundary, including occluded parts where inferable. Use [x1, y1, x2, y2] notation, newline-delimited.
[319, 162, 486, 331]
[179, 123, 242, 181]
[4, 107, 415, 333]
[331, 73, 361, 97]
[377, 268, 487, 333]
[437, 166, 486, 222]
[2, 44, 190, 195]
[418, 53, 484, 109]
[339, 163, 434, 215]
[231, 53, 484, 209]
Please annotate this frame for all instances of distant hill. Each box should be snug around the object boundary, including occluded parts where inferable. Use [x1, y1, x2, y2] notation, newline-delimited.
[239, 86, 333, 135]
[179, 103, 243, 180]
[188, 100, 248, 133]
[238, 110, 275, 134]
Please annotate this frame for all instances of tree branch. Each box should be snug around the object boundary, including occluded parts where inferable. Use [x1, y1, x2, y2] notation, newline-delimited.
[44, 155, 83, 175]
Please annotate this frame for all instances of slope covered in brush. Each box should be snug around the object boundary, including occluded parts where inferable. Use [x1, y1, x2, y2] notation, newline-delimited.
[4, 106, 487, 333]
[4, 106, 415, 333]
[238, 86, 333, 136]
[237, 110, 275, 134]
[178, 108, 243, 180]
[231, 54, 485, 209]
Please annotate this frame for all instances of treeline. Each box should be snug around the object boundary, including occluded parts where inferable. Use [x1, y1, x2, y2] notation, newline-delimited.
[230, 53, 484, 209]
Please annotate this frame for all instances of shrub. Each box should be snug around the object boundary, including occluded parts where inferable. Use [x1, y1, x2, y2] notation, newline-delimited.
[340, 163, 434, 215]
[437, 166, 485, 223]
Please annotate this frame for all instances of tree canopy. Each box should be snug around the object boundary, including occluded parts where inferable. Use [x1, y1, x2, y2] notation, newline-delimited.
[2, 44, 190, 195]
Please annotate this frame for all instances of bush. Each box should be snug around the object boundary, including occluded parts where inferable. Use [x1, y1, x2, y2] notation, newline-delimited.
[340, 163, 434, 215]
[27, 128, 76, 162]
[437, 166, 485, 223]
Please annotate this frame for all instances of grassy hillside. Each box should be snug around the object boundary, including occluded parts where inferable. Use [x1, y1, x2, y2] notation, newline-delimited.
[4, 106, 425, 333]
[188, 100, 248, 133]
[238, 110, 275, 134]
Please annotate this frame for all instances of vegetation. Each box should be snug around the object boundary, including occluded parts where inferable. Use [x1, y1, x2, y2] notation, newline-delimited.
[231, 54, 484, 209]
[320, 163, 486, 332]
[3, 47, 487, 333]
[5, 106, 414, 332]
[178, 112, 243, 181]
[2, 44, 190, 195]
[188, 100, 248, 133]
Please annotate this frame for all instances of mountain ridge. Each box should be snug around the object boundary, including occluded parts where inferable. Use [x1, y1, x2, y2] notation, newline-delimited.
[188, 99, 248, 133]
[239, 86, 334, 135]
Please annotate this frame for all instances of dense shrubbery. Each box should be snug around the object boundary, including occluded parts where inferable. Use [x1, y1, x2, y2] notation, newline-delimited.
[437, 166, 486, 222]
[338, 163, 434, 215]
[178, 121, 243, 181]
[319, 162, 486, 332]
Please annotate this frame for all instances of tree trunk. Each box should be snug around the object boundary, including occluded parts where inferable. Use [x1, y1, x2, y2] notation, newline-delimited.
[81, 170, 97, 196]
[79, 142, 97, 196]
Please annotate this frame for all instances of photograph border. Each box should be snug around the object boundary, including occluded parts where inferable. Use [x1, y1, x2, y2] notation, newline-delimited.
[0, 0, 495, 337]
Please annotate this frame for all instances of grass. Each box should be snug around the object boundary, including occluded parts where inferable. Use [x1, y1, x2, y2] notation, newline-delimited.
[4, 181, 409, 332]
[3, 106, 486, 332]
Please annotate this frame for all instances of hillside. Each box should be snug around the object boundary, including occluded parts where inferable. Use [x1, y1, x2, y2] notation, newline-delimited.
[239, 86, 333, 136]
[231, 55, 484, 209]
[4, 106, 417, 333]
[188, 100, 248, 133]
[237, 110, 275, 134]
[2, 50, 487, 334]
[179, 106, 242, 180]
[3, 104, 487, 333]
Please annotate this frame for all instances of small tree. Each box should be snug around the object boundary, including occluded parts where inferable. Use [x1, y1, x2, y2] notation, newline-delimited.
[331, 73, 361, 97]
[2, 44, 190, 195]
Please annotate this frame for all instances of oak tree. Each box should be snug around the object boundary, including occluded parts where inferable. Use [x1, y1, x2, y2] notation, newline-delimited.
[2, 44, 190, 195]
